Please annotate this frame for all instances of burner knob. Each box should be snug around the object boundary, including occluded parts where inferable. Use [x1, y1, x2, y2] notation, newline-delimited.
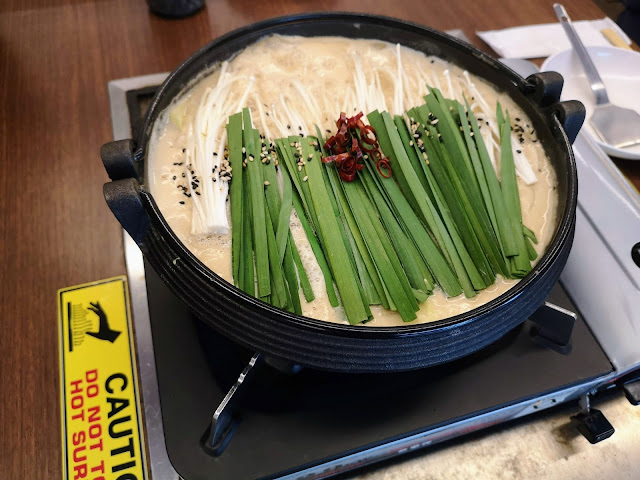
[622, 377, 640, 406]
[571, 401, 615, 445]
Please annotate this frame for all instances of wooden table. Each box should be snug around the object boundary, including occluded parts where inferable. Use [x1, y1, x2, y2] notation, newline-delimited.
[1, 0, 638, 478]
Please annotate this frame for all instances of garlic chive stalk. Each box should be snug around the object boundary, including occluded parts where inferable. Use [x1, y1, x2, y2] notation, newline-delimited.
[461, 70, 538, 185]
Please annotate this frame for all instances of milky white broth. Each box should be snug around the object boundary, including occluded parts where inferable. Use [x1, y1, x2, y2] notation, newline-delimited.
[148, 35, 558, 326]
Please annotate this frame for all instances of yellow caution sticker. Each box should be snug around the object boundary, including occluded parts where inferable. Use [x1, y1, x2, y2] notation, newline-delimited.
[58, 276, 148, 480]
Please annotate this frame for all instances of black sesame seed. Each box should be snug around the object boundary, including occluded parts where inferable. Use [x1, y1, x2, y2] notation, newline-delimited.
[172, 176, 176, 180]
[519, 137, 524, 143]
[196, 191, 201, 195]
[287, 125, 291, 129]
[182, 173, 186, 177]
[182, 148, 186, 153]
[179, 201, 185, 204]
[213, 152, 218, 156]
[515, 117, 521, 121]
[516, 149, 522, 154]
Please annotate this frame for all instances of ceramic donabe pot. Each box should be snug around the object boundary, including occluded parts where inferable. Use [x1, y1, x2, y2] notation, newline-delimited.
[101, 13, 584, 372]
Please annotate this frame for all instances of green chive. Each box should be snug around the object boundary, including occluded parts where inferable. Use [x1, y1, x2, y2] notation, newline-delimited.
[242, 108, 270, 298]
[264, 202, 290, 309]
[292, 194, 339, 307]
[359, 167, 432, 295]
[359, 135, 462, 296]
[498, 107, 532, 277]
[341, 178, 418, 321]
[523, 224, 538, 244]
[300, 137, 370, 324]
[226, 112, 244, 286]
[289, 234, 315, 302]
[466, 100, 518, 258]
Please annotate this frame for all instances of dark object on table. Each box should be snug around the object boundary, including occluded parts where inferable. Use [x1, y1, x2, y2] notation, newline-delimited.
[618, 0, 640, 45]
[147, 0, 204, 18]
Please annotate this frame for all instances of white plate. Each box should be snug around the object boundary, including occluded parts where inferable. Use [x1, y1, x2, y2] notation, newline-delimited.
[541, 46, 640, 160]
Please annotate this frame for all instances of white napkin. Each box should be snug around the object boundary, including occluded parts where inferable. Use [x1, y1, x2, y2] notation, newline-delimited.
[477, 17, 631, 59]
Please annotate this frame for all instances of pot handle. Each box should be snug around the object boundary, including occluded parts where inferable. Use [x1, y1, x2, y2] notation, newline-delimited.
[547, 100, 586, 145]
[103, 178, 150, 247]
[101, 139, 141, 181]
[522, 72, 586, 144]
[523, 72, 564, 107]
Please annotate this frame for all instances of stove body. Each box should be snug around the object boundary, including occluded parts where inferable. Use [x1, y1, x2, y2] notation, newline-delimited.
[107, 71, 640, 480]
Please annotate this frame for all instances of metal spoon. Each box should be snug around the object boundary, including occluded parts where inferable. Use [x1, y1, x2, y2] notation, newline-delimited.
[554, 3, 640, 148]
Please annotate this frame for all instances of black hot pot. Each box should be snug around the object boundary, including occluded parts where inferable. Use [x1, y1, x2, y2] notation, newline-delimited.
[101, 13, 584, 373]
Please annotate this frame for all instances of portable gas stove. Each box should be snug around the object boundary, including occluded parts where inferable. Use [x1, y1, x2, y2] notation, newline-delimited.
[107, 63, 640, 479]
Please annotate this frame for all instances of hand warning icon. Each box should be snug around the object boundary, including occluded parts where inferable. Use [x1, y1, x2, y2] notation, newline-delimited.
[68, 301, 122, 352]
[85, 301, 121, 343]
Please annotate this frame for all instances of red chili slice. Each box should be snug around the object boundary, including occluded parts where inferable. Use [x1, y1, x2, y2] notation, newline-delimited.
[322, 152, 351, 164]
[376, 158, 392, 178]
[321, 112, 392, 182]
